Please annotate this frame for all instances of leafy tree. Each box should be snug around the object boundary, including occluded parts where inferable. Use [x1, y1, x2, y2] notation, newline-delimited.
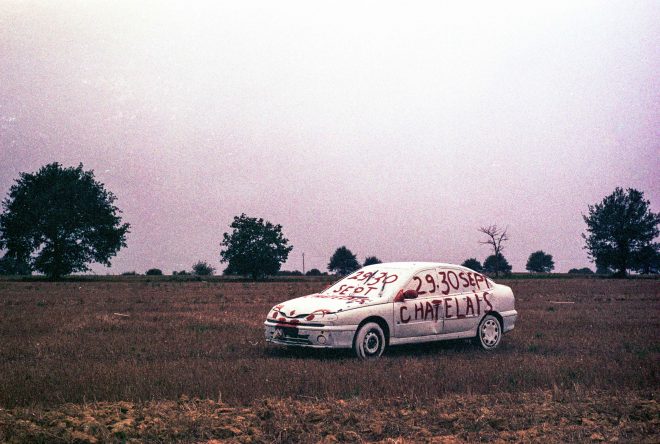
[483, 254, 512, 276]
[328, 246, 360, 275]
[595, 262, 612, 275]
[478, 225, 509, 277]
[145, 268, 162, 276]
[0, 253, 31, 275]
[568, 267, 594, 275]
[633, 243, 659, 274]
[526, 250, 555, 273]
[306, 268, 322, 276]
[461, 258, 483, 272]
[220, 214, 293, 279]
[582, 188, 659, 277]
[0, 163, 130, 279]
[192, 261, 215, 276]
[363, 256, 382, 266]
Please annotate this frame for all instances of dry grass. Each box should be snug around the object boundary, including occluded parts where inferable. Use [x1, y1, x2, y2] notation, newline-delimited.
[0, 389, 657, 443]
[0, 278, 658, 442]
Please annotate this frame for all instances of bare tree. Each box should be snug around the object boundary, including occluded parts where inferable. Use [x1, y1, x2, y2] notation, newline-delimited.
[478, 225, 509, 277]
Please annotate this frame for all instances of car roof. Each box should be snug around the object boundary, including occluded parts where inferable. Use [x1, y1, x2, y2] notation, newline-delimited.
[362, 262, 472, 272]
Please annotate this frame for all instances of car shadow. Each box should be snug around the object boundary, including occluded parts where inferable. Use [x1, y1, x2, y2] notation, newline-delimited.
[265, 338, 483, 360]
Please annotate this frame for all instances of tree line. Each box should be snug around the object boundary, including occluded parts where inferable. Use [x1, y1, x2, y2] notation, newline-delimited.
[0, 163, 658, 279]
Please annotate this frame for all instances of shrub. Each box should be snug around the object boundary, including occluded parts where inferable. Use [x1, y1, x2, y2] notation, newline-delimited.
[363, 256, 382, 266]
[328, 246, 360, 275]
[483, 254, 512, 277]
[145, 268, 163, 276]
[526, 251, 555, 273]
[461, 258, 483, 272]
[192, 261, 215, 276]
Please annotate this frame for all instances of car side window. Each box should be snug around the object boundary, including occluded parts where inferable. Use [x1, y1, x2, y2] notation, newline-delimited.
[405, 269, 438, 296]
[437, 268, 492, 295]
[435, 268, 465, 296]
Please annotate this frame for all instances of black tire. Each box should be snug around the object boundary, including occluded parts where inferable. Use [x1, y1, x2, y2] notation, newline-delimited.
[353, 322, 386, 359]
[474, 314, 502, 350]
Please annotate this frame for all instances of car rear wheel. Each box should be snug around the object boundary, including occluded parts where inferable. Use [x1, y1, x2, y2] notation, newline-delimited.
[475, 314, 502, 350]
[353, 322, 386, 359]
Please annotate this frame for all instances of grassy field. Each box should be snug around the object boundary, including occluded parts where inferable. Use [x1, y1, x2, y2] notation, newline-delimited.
[0, 278, 658, 442]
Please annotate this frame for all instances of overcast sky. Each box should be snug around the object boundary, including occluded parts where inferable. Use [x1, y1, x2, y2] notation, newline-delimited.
[1, 0, 658, 274]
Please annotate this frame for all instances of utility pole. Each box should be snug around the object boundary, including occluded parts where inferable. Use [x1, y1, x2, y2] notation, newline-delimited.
[302, 252, 305, 274]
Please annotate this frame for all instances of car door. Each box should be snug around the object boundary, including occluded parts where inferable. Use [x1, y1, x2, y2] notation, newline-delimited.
[438, 267, 493, 334]
[393, 269, 444, 338]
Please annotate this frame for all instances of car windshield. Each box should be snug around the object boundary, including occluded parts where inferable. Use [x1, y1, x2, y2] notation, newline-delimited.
[321, 267, 411, 299]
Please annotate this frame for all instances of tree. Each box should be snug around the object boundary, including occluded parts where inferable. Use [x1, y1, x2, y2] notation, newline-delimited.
[483, 254, 512, 276]
[145, 268, 162, 276]
[568, 267, 594, 275]
[526, 250, 555, 273]
[306, 268, 322, 276]
[363, 256, 382, 266]
[582, 188, 659, 277]
[220, 214, 293, 279]
[0, 253, 31, 275]
[461, 258, 483, 272]
[192, 261, 215, 276]
[478, 225, 509, 277]
[0, 163, 130, 279]
[328, 246, 360, 275]
[596, 262, 612, 276]
[633, 243, 659, 274]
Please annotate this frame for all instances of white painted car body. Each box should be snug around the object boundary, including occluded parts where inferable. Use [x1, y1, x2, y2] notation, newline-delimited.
[264, 262, 517, 354]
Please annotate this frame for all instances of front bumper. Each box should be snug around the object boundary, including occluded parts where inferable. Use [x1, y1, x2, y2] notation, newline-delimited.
[264, 320, 357, 348]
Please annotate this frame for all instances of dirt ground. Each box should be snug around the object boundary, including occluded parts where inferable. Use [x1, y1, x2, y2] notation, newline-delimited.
[0, 277, 658, 442]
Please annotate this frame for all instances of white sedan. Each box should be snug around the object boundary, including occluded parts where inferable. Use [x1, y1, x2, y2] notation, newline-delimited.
[264, 262, 517, 359]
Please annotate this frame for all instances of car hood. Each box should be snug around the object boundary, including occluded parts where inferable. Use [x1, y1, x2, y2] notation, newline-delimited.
[268, 293, 381, 322]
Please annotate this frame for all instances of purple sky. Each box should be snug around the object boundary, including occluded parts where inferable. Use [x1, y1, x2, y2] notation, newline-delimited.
[1, 1, 658, 274]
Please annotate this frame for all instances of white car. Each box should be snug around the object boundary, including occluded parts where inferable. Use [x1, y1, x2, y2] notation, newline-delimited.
[264, 262, 517, 359]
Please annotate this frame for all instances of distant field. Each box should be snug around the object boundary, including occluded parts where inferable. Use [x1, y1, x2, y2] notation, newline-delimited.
[0, 278, 658, 442]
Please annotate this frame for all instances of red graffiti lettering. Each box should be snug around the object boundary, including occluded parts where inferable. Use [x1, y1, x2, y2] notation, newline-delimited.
[424, 301, 435, 320]
[474, 273, 484, 290]
[425, 274, 436, 293]
[473, 292, 482, 315]
[444, 297, 453, 318]
[305, 309, 332, 321]
[400, 306, 410, 323]
[415, 303, 424, 320]
[483, 292, 493, 312]
[413, 276, 426, 295]
[438, 272, 450, 295]
[465, 296, 475, 316]
[447, 271, 460, 289]
[459, 271, 469, 288]
[432, 299, 442, 320]
[339, 285, 354, 295]
[455, 297, 465, 319]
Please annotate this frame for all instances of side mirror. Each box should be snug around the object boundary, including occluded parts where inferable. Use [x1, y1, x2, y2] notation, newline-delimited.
[403, 289, 418, 299]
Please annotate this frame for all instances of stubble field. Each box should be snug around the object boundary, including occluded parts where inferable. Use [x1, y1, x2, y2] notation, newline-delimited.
[0, 277, 658, 443]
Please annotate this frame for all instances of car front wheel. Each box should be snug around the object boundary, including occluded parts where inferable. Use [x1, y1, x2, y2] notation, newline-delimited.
[475, 314, 502, 350]
[353, 322, 386, 359]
